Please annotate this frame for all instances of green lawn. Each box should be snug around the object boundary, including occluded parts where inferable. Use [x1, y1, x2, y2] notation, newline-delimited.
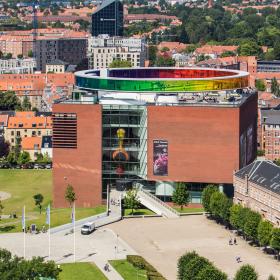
[59, 262, 107, 280]
[124, 208, 155, 216]
[0, 170, 106, 233]
[173, 207, 204, 213]
[109, 260, 147, 280]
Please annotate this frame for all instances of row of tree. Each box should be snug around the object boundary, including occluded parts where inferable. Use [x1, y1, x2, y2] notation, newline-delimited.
[202, 185, 280, 259]
[0, 91, 33, 111]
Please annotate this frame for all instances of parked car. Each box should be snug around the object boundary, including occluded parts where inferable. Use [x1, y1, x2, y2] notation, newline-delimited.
[81, 222, 95, 235]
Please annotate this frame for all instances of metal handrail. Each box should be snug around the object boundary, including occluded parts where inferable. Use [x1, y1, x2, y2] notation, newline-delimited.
[138, 187, 179, 216]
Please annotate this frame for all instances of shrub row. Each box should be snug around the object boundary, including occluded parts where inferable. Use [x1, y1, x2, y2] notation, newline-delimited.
[127, 255, 166, 280]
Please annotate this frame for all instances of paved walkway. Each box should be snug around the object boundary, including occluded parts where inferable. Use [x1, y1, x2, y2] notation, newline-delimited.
[0, 227, 135, 280]
[94, 259, 124, 280]
[0, 191, 11, 200]
[107, 215, 280, 280]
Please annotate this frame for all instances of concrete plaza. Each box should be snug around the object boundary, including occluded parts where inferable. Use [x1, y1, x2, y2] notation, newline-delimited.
[107, 215, 280, 280]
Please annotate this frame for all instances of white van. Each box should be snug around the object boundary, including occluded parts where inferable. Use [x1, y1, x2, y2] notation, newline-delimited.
[81, 222, 95, 235]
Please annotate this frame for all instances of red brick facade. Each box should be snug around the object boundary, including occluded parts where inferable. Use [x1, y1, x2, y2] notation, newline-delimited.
[52, 104, 102, 208]
[147, 94, 257, 184]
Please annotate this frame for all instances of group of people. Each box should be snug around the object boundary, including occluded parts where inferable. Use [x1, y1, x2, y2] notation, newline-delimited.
[229, 236, 242, 263]
[110, 198, 120, 207]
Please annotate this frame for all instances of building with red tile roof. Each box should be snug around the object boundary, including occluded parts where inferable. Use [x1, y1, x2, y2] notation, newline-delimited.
[158, 41, 188, 53]
[194, 45, 238, 58]
[4, 111, 52, 148]
[125, 14, 178, 23]
[21, 136, 42, 161]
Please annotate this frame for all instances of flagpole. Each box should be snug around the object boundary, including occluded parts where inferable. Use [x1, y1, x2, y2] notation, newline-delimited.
[73, 202, 76, 262]
[48, 204, 51, 260]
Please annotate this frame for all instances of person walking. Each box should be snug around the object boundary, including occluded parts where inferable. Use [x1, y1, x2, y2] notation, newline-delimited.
[234, 237, 237, 245]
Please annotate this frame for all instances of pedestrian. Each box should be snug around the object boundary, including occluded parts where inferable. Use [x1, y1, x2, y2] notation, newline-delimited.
[229, 237, 232, 245]
[234, 237, 237, 245]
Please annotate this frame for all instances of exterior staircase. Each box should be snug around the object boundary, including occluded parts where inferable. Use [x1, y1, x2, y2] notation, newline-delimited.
[136, 187, 179, 218]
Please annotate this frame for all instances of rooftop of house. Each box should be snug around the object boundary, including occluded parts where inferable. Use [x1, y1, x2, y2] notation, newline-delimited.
[235, 160, 280, 195]
[21, 136, 42, 150]
[158, 41, 188, 53]
[7, 112, 52, 129]
[195, 45, 238, 55]
[260, 109, 280, 125]
[0, 114, 9, 126]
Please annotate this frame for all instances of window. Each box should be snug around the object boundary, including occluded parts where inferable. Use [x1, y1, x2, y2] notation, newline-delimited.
[32, 131, 36, 136]
[16, 131, 20, 137]
[11, 131, 14, 136]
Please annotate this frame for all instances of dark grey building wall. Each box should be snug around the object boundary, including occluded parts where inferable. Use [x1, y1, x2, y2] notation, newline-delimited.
[36, 38, 87, 72]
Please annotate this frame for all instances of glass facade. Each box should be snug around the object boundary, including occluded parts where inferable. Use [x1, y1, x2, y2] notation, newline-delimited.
[91, 0, 123, 37]
[101, 105, 147, 197]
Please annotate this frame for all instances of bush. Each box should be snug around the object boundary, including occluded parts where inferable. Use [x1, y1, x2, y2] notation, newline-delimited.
[234, 264, 258, 280]
[183, 256, 211, 280]
[178, 251, 228, 280]
[201, 185, 218, 213]
[178, 251, 198, 279]
[127, 255, 166, 280]
[197, 265, 227, 280]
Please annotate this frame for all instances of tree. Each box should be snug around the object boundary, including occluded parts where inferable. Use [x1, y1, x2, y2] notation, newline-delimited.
[4, 53, 12, 59]
[0, 248, 61, 279]
[109, 59, 132, 68]
[28, 50, 33, 58]
[0, 200, 4, 220]
[234, 265, 258, 280]
[172, 182, 190, 211]
[220, 196, 233, 224]
[220, 51, 236, 57]
[270, 228, 280, 260]
[230, 204, 243, 229]
[196, 265, 227, 280]
[274, 158, 280, 166]
[33, 194, 44, 214]
[0, 138, 10, 158]
[238, 41, 262, 57]
[201, 185, 218, 213]
[148, 45, 157, 66]
[271, 78, 280, 97]
[65, 184, 76, 207]
[21, 96, 31, 111]
[6, 151, 17, 165]
[17, 54, 23, 59]
[267, 275, 277, 280]
[155, 56, 175, 66]
[209, 191, 224, 220]
[244, 211, 261, 241]
[273, 40, 280, 60]
[255, 79, 266, 91]
[124, 189, 141, 215]
[183, 255, 210, 280]
[0, 91, 22, 111]
[178, 251, 198, 280]
[257, 220, 273, 248]
[17, 151, 30, 165]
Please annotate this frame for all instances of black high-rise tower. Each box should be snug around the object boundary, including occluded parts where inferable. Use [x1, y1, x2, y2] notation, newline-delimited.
[91, 0, 123, 37]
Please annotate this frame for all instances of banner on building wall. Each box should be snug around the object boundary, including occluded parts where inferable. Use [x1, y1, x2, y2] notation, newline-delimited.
[240, 133, 247, 168]
[153, 140, 168, 176]
[246, 124, 254, 164]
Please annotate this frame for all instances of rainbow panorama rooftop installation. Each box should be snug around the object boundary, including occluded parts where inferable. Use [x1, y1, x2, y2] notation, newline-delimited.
[75, 67, 249, 92]
[72, 67, 255, 107]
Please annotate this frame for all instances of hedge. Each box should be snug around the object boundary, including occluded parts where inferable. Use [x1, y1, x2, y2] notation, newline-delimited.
[127, 255, 166, 280]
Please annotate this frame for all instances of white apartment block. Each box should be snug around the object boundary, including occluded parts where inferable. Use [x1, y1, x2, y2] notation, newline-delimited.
[87, 35, 147, 69]
[0, 58, 36, 74]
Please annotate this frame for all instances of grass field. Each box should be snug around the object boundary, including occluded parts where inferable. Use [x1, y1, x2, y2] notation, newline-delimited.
[124, 208, 155, 216]
[59, 262, 107, 280]
[109, 260, 147, 280]
[173, 207, 204, 213]
[0, 170, 106, 233]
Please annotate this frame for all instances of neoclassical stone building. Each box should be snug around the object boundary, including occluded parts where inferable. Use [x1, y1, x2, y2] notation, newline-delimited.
[234, 160, 280, 227]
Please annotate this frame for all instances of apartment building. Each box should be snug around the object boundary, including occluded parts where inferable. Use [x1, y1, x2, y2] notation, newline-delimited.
[88, 35, 146, 69]
[234, 160, 280, 226]
[0, 58, 36, 74]
[4, 111, 52, 147]
[36, 38, 87, 72]
[260, 109, 280, 160]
